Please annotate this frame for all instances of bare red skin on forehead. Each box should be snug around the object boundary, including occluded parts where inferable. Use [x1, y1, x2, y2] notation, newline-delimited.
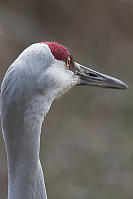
[40, 42, 73, 63]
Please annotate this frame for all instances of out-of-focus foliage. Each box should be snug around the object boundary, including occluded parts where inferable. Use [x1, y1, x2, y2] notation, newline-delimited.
[0, 0, 132, 199]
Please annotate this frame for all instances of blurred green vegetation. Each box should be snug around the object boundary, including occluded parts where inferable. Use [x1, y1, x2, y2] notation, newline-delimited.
[0, 0, 132, 199]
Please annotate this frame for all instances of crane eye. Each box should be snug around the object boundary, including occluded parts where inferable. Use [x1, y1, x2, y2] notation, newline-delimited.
[66, 57, 71, 67]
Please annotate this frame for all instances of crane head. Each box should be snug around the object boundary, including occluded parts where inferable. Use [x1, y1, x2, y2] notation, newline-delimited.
[2, 42, 127, 105]
[39, 42, 127, 97]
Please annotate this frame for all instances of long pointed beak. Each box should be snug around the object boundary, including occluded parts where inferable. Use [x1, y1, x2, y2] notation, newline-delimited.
[75, 63, 128, 89]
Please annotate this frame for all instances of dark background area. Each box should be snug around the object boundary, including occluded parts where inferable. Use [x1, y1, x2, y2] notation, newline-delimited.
[0, 0, 132, 199]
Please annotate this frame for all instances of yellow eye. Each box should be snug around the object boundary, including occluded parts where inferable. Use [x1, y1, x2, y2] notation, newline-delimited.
[66, 57, 71, 67]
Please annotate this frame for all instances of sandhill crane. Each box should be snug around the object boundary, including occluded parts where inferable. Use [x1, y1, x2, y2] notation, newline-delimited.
[0, 42, 127, 199]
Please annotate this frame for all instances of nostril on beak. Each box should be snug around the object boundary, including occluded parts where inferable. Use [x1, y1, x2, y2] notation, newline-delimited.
[87, 73, 97, 77]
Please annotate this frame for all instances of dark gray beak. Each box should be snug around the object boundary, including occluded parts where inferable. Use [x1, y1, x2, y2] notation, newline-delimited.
[75, 63, 128, 89]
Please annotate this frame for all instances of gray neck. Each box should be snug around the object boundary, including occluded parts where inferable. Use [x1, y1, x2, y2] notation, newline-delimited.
[1, 95, 53, 199]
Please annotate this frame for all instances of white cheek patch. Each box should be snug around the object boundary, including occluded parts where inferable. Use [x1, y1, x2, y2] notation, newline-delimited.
[45, 60, 79, 97]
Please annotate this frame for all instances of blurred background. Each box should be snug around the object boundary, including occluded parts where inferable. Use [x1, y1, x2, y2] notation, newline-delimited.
[0, 0, 132, 198]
